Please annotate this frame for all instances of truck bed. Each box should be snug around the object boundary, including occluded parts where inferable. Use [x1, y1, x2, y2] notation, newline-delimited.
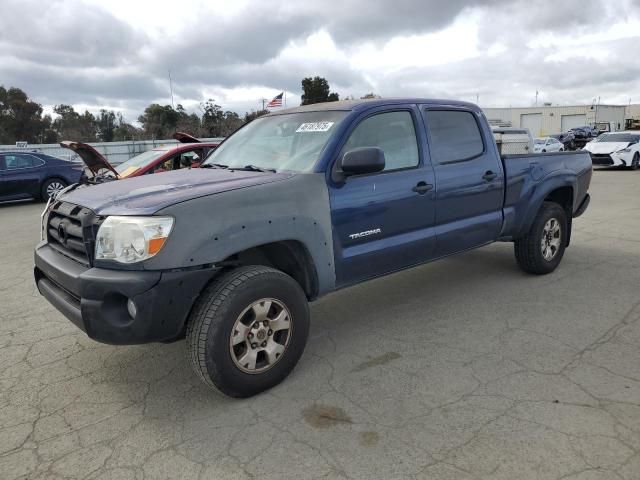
[499, 151, 592, 240]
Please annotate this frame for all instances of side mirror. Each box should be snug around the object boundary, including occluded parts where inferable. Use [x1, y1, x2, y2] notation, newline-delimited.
[340, 147, 385, 177]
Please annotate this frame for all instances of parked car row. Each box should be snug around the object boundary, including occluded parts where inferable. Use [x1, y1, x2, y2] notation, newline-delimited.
[0, 133, 220, 202]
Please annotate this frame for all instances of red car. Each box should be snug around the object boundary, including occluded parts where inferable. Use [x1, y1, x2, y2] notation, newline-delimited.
[61, 133, 220, 181]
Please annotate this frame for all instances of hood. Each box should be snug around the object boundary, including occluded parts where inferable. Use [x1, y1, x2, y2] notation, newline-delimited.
[59, 167, 293, 216]
[584, 142, 630, 154]
[172, 132, 201, 143]
[60, 141, 119, 178]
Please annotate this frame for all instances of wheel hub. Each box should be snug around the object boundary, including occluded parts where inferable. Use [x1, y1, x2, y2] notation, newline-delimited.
[541, 218, 561, 261]
[229, 298, 292, 374]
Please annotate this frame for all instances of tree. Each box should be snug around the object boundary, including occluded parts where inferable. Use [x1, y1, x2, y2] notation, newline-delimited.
[138, 104, 178, 139]
[113, 113, 141, 141]
[243, 109, 269, 123]
[0, 86, 50, 144]
[199, 100, 243, 137]
[96, 109, 116, 142]
[220, 111, 243, 136]
[52, 104, 97, 142]
[200, 99, 224, 137]
[175, 104, 201, 136]
[300, 77, 339, 106]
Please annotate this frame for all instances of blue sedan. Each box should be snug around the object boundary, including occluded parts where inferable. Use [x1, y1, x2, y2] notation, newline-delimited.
[0, 151, 83, 202]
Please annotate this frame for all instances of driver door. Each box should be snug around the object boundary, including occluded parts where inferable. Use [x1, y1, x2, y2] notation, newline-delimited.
[328, 107, 437, 287]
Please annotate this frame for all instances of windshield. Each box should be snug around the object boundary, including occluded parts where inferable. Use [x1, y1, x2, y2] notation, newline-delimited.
[534, 138, 546, 144]
[594, 133, 640, 143]
[203, 111, 349, 172]
[115, 149, 171, 175]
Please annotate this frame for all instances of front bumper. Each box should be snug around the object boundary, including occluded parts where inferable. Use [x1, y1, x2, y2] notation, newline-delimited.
[589, 152, 629, 167]
[34, 243, 216, 344]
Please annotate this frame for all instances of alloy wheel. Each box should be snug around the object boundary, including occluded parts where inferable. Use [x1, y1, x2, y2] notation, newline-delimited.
[541, 218, 562, 261]
[229, 298, 292, 374]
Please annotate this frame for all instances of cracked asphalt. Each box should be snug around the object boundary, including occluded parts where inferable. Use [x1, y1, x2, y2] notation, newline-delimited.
[1, 169, 639, 480]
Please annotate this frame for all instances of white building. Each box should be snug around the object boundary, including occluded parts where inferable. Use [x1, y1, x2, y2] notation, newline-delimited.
[482, 104, 630, 137]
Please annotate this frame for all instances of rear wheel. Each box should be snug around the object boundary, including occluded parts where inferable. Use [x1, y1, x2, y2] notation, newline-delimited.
[186, 266, 310, 397]
[514, 202, 567, 275]
[631, 153, 639, 170]
[41, 178, 67, 200]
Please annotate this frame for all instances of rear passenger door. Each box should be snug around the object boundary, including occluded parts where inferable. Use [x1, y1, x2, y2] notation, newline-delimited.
[422, 108, 504, 257]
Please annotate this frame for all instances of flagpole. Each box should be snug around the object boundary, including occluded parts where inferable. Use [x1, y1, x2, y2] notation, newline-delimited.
[284, 91, 287, 108]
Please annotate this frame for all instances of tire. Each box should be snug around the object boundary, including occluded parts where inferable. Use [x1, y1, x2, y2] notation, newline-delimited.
[631, 153, 639, 171]
[542, 149, 546, 153]
[41, 178, 67, 200]
[186, 266, 310, 397]
[514, 202, 567, 275]
[560, 147, 564, 152]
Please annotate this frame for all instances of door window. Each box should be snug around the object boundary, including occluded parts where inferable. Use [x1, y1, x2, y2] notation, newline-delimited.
[425, 110, 484, 163]
[342, 111, 419, 171]
[2, 154, 44, 169]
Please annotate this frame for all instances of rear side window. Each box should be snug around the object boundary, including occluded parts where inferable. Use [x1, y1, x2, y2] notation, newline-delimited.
[343, 111, 419, 171]
[2, 154, 44, 169]
[425, 110, 484, 163]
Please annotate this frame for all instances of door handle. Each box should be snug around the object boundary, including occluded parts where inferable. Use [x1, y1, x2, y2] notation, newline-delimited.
[412, 181, 433, 194]
[482, 170, 498, 181]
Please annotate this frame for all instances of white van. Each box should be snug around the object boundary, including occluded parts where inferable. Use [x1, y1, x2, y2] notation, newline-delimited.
[492, 127, 534, 155]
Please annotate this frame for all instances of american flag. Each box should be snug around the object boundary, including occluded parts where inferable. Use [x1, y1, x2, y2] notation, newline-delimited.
[267, 92, 283, 108]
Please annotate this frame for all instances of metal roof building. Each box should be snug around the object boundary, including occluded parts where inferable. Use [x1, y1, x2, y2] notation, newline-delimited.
[481, 104, 629, 137]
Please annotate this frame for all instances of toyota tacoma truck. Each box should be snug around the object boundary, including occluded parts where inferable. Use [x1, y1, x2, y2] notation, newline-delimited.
[34, 99, 592, 397]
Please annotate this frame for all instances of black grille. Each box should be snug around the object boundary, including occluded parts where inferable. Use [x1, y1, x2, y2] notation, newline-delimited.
[47, 201, 101, 266]
[591, 154, 613, 166]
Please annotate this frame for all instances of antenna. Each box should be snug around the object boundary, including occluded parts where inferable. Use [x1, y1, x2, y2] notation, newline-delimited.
[169, 69, 175, 109]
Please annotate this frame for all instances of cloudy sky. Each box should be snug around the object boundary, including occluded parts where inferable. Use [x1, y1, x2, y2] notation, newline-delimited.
[1, 0, 640, 123]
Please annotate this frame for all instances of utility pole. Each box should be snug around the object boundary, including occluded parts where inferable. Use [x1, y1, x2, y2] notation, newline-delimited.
[535, 90, 538, 107]
[169, 70, 175, 109]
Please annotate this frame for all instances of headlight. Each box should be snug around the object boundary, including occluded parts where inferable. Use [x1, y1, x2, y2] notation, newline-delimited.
[617, 148, 631, 154]
[95, 216, 174, 264]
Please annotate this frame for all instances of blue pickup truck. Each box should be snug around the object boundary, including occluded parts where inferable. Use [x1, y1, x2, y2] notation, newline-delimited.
[34, 98, 592, 397]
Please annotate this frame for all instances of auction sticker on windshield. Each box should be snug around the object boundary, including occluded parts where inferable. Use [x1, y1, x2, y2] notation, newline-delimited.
[296, 122, 334, 133]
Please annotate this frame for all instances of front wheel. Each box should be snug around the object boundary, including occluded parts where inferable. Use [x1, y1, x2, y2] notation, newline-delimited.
[514, 202, 567, 275]
[186, 266, 310, 397]
[631, 153, 639, 171]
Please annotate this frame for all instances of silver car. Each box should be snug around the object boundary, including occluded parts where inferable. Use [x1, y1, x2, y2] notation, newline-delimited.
[534, 137, 565, 153]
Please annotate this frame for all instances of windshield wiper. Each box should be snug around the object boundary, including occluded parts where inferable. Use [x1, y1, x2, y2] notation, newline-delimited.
[231, 164, 276, 173]
[200, 163, 229, 169]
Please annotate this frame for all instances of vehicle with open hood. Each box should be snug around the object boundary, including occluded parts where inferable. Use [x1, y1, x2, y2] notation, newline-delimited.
[35, 98, 592, 398]
[60, 132, 220, 182]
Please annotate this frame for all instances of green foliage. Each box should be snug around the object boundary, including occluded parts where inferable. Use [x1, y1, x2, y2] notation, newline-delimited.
[96, 109, 117, 142]
[244, 109, 270, 123]
[200, 99, 245, 137]
[0, 86, 52, 144]
[300, 76, 340, 106]
[52, 104, 99, 142]
[138, 104, 179, 139]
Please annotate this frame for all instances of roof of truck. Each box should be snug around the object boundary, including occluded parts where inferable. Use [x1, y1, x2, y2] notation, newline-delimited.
[266, 98, 480, 115]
